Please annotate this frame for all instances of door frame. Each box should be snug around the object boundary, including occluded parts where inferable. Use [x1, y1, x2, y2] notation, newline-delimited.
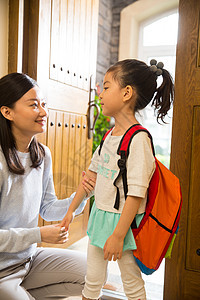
[164, 0, 200, 299]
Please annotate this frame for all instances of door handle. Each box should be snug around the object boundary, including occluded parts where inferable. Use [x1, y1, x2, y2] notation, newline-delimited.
[87, 75, 100, 139]
[87, 101, 100, 139]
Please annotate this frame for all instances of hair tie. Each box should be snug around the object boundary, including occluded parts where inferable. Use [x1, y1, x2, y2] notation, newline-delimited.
[149, 59, 164, 76]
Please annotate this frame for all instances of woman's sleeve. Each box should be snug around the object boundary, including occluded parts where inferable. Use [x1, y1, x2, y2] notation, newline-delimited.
[39, 147, 89, 221]
[0, 163, 41, 253]
[0, 227, 41, 253]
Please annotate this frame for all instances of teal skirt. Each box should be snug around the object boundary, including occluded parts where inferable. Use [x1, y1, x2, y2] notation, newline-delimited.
[87, 202, 144, 251]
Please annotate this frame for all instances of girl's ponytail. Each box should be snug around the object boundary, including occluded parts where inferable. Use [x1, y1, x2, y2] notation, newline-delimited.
[152, 68, 174, 123]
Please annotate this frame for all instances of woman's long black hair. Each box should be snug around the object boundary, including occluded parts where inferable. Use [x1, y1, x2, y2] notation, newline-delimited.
[0, 72, 45, 175]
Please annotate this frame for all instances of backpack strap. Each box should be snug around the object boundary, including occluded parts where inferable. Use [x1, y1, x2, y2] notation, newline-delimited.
[113, 150, 128, 209]
[98, 128, 113, 156]
[117, 124, 155, 157]
[113, 124, 155, 210]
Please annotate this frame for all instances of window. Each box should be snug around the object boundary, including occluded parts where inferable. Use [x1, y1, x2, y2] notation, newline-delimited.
[138, 10, 179, 168]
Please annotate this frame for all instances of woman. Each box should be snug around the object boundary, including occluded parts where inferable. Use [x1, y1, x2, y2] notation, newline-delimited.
[0, 72, 95, 300]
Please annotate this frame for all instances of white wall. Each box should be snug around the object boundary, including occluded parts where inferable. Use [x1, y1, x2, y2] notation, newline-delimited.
[119, 0, 179, 60]
[0, 0, 9, 78]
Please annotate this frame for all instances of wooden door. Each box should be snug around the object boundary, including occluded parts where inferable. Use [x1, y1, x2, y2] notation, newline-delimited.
[164, 0, 200, 299]
[24, 0, 99, 247]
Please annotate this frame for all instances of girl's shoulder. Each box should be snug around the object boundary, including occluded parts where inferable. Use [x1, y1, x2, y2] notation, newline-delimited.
[128, 131, 153, 156]
[129, 130, 151, 145]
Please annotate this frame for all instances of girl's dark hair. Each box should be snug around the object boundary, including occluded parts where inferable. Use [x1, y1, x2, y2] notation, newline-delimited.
[107, 59, 174, 123]
[0, 72, 45, 175]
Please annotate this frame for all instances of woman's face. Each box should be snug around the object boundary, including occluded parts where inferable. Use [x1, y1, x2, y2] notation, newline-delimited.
[8, 86, 48, 139]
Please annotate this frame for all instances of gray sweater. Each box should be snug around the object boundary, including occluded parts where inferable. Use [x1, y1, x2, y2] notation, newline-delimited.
[0, 145, 86, 270]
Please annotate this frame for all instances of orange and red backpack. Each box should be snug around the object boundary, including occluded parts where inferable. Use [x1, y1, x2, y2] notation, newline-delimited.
[99, 124, 182, 275]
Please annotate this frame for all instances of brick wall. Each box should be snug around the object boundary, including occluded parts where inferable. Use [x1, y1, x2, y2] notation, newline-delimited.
[96, 0, 137, 87]
[96, 0, 113, 86]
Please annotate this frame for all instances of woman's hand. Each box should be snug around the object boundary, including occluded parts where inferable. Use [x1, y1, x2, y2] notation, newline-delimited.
[103, 233, 124, 261]
[60, 210, 75, 231]
[40, 224, 69, 244]
[82, 171, 96, 196]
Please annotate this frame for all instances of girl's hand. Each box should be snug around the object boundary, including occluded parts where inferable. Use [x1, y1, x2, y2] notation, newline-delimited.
[40, 224, 69, 244]
[103, 233, 124, 261]
[60, 210, 75, 231]
[82, 171, 96, 196]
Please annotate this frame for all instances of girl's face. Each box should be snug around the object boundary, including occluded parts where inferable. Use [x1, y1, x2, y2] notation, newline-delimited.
[5, 86, 48, 139]
[99, 72, 125, 117]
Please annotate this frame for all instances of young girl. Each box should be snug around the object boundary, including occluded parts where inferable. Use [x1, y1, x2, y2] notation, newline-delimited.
[0, 72, 95, 300]
[61, 59, 174, 300]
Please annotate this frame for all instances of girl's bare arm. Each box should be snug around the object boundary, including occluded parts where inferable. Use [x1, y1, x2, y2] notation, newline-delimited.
[60, 170, 97, 230]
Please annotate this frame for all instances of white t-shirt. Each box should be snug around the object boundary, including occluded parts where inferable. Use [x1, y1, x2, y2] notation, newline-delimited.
[89, 129, 156, 214]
